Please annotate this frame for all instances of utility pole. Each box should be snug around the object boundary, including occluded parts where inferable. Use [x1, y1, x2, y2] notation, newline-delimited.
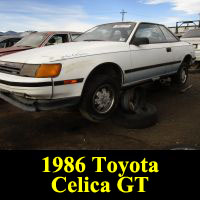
[120, 9, 127, 22]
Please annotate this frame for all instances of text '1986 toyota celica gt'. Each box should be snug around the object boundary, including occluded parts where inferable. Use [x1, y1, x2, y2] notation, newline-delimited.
[0, 22, 196, 122]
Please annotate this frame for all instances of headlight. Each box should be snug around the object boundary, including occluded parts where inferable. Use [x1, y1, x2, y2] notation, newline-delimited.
[20, 64, 40, 77]
[20, 63, 62, 78]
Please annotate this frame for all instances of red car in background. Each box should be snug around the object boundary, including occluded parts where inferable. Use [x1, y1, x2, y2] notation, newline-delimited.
[0, 35, 22, 48]
[0, 31, 82, 57]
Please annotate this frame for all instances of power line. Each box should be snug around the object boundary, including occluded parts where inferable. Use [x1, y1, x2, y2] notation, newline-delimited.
[120, 9, 127, 22]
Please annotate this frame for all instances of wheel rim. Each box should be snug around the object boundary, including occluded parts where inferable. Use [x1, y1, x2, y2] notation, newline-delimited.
[92, 84, 115, 114]
[181, 68, 187, 84]
[129, 90, 139, 112]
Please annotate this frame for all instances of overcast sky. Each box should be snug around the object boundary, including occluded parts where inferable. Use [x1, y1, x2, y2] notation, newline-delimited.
[0, 0, 200, 32]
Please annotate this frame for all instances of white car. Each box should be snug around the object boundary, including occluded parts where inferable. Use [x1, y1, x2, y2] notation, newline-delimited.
[181, 29, 200, 62]
[0, 22, 196, 122]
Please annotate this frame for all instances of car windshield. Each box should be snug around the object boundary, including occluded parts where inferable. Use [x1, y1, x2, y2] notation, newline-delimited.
[74, 22, 136, 42]
[14, 33, 47, 47]
[182, 29, 200, 38]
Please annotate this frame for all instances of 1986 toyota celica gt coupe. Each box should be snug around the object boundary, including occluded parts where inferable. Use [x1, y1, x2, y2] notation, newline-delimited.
[0, 22, 196, 122]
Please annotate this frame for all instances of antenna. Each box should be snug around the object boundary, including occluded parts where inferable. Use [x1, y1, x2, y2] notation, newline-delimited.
[120, 9, 127, 22]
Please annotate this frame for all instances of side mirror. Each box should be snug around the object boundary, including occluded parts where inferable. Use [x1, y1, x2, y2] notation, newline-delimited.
[132, 37, 149, 46]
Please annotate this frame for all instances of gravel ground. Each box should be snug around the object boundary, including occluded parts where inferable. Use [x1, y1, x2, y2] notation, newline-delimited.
[0, 74, 200, 150]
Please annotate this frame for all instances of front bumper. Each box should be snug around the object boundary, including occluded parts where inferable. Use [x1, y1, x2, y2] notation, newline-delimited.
[0, 72, 53, 99]
[0, 92, 80, 112]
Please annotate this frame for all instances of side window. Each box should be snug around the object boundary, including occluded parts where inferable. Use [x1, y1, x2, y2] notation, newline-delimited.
[135, 23, 166, 44]
[46, 34, 69, 46]
[0, 39, 12, 48]
[159, 26, 178, 42]
[6, 39, 15, 47]
[7, 38, 21, 47]
[12, 38, 21, 44]
[0, 41, 6, 48]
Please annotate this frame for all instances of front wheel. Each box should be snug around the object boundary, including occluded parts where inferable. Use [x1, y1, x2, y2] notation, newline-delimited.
[79, 75, 120, 122]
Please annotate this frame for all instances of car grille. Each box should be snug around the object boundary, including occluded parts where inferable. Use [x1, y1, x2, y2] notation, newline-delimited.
[0, 62, 23, 75]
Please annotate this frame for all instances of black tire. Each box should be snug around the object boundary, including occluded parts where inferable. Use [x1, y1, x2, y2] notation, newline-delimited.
[80, 74, 120, 122]
[172, 62, 189, 87]
[120, 87, 146, 113]
[112, 103, 158, 129]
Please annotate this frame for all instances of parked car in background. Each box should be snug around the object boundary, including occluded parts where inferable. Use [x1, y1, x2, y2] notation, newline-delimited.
[181, 29, 200, 64]
[0, 22, 195, 122]
[0, 31, 82, 57]
[0, 36, 22, 48]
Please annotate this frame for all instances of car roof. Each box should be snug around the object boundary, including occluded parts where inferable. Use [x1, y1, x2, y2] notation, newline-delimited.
[95, 21, 137, 26]
[36, 31, 82, 35]
[92, 21, 165, 27]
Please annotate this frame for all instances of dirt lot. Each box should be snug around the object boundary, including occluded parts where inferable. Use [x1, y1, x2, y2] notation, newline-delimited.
[0, 73, 200, 150]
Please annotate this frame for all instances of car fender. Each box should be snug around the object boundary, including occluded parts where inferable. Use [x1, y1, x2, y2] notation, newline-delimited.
[52, 51, 132, 99]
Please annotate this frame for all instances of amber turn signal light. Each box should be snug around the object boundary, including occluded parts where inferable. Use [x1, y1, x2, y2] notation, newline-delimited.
[35, 64, 61, 78]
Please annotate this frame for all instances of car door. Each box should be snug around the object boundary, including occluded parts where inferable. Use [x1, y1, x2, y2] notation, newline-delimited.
[127, 23, 175, 84]
[159, 25, 182, 73]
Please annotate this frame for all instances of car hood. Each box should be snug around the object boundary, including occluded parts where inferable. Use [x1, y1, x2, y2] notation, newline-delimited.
[0, 46, 32, 53]
[0, 41, 128, 64]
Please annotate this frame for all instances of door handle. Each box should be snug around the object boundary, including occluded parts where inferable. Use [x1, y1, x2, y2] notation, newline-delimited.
[166, 47, 172, 52]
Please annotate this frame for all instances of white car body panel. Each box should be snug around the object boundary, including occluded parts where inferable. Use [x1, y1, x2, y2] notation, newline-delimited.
[181, 38, 200, 61]
[0, 22, 196, 103]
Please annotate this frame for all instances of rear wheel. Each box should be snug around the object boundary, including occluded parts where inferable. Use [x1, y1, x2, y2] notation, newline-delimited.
[80, 74, 120, 122]
[172, 62, 189, 87]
